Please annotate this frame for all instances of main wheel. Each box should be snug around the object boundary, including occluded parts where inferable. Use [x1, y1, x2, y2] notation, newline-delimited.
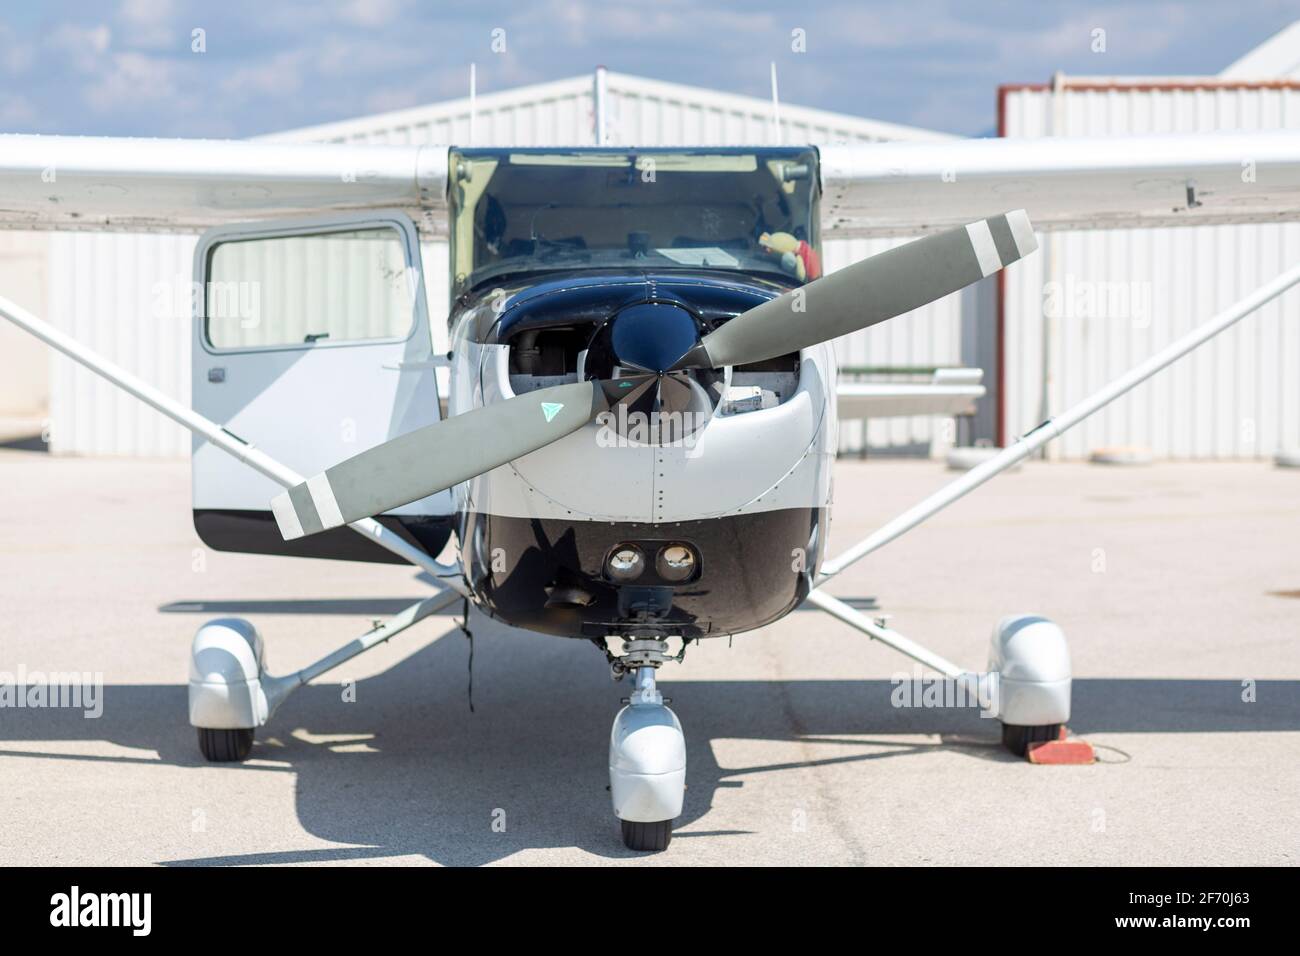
[1001, 722, 1062, 757]
[197, 727, 254, 762]
[621, 818, 672, 852]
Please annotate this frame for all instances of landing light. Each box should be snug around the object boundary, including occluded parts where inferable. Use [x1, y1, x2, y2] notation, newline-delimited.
[606, 546, 646, 582]
[656, 544, 697, 582]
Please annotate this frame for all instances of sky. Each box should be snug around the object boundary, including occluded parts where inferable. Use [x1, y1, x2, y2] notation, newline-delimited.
[0, 1, 1296, 139]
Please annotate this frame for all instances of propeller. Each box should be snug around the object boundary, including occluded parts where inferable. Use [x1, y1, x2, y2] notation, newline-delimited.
[271, 381, 611, 540]
[270, 210, 1036, 542]
[674, 209, 1037, 369]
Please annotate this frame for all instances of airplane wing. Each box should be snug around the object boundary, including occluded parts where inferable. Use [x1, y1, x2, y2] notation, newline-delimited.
[819, 131, 1300, 237]
[0, 134, 449, 234]
[4, 129, 1299, 239]
[836, 368, 984, 419]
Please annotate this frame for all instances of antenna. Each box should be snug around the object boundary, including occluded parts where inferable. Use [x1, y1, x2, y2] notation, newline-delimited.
[469, 62, 477, 145]
[593, 65, 609, 145]
[769, 61, 782, 145]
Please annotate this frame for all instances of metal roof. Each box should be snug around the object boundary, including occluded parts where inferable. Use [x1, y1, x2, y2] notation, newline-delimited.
[1221, 20, 1300, 78]
[265, 69, 953, 146]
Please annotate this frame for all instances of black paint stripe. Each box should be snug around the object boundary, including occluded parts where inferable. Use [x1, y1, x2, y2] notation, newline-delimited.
[193, 509, 449, 565]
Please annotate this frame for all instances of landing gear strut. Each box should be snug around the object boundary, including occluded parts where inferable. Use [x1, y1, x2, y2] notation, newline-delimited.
[187, 594, 460, 765]
[608, 638, 686, 852]
[805, 592, 1074, 758]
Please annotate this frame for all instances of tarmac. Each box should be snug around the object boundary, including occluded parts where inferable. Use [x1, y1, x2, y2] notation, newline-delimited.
[1, 445, 1297, 866]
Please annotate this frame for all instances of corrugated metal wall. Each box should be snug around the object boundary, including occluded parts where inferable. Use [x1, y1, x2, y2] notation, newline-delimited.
[823, 238, 966, 455]
[1003, 83, 1300, 459]
[0, 231, 50, 420]
[49, 232, 195, 457]
[46, 73, 960, 457]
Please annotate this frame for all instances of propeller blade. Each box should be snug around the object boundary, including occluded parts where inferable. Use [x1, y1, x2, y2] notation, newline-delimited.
[680, 210, 1037, 369]
[270, 381, 608, 540]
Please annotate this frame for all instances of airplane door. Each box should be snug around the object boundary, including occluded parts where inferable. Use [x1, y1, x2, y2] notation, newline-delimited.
[191, 211, 451, 564]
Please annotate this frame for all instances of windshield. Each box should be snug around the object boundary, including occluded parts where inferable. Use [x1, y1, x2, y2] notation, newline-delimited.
[448, 147, 820, 296]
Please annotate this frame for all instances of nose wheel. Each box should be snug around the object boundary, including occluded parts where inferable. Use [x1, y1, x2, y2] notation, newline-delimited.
[197, 726, 254, 762]
[608, 647, 685, 853]
[1000, 722, 1064, 757]
[621, 818, 673, 852]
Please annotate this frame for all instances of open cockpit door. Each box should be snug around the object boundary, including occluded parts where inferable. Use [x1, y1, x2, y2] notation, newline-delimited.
[192, 211, 451, 564]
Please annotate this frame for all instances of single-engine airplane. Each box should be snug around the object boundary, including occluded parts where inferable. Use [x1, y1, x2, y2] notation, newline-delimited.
[2, 128, 1299, 851]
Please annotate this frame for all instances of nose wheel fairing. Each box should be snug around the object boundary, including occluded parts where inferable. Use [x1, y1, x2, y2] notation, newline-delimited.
[610, 665, 685, 851]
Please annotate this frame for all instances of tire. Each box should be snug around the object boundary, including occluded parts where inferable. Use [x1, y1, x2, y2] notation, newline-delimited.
[197, 727, 254, 762]
[621, 818, 672, 852]
[1001, 722, 1062, 757]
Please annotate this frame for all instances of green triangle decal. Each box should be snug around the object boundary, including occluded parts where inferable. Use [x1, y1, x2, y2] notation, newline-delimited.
[540, 402, 564, 423]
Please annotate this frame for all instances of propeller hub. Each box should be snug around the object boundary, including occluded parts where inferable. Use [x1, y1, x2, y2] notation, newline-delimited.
[587, 300, 722, 445]
[607, 302, 700, 374]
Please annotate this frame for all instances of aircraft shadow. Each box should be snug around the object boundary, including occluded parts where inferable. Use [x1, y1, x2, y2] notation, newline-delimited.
[159, 599, 461, 616]
[1, 613, 1296, 866]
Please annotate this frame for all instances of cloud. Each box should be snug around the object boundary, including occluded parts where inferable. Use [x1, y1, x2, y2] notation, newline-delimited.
[118, 0, 179, 49]
[220, 49, 308, 98]
[0, 24, 36, 75]
[0, 1, 1294, 138]
[515, 0, 776, 49]
[84, 52, 181, 113]
[335, 0, 408, 28]
[0, 92, 36, 125]
[47, 23, 113, 72]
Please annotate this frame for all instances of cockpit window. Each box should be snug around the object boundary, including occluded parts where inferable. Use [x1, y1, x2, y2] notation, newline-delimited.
[448, 147, 820, 296]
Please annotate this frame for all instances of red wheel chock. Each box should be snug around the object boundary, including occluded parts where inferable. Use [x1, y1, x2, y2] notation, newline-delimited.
[1026, 726, 1096, 765]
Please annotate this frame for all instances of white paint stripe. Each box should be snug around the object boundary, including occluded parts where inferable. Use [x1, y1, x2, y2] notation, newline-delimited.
[307, 473, 344, 528]
[966, 220, 1001, 277]
[270, 491, 304, 540]
[1005, 209, 1038, 258]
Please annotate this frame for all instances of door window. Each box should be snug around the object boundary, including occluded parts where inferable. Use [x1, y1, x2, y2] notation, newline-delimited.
[205, 226, 415, 350]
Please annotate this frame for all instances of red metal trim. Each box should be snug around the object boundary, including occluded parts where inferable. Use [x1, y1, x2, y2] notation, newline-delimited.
[999, 79, 1300, 95]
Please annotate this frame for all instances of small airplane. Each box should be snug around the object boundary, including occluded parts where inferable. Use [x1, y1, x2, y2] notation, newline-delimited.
[2, 129, 1299, 851]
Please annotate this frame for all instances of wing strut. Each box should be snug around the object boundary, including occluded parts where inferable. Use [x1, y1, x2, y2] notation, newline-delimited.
[816, 258, 1300, 583]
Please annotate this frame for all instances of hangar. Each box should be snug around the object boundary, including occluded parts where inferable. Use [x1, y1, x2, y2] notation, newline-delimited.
[1000, 23, 1300, 458]
[1, 22, 1298, 461]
